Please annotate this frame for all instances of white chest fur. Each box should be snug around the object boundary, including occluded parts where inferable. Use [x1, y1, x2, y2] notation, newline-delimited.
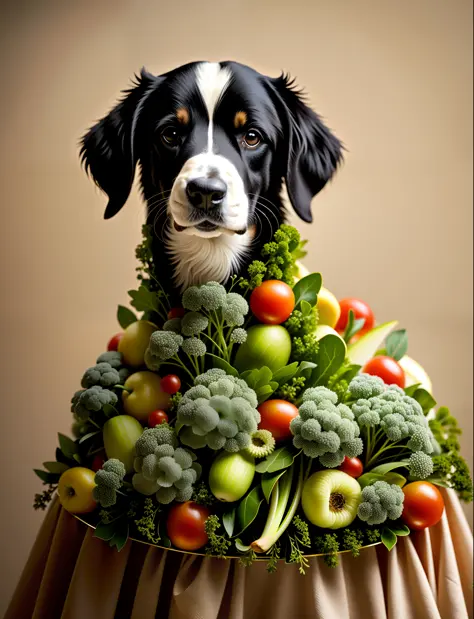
[166, 228, 253, 290]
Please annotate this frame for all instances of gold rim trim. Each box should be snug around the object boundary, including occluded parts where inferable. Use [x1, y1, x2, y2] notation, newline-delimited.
[73, 514, 381, 561]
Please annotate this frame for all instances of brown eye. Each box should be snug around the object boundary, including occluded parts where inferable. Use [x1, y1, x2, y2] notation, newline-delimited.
[243, 129, 262, 149]
[161, 126, 181, 147]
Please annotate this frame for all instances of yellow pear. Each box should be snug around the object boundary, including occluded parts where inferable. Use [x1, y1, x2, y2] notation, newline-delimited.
[118, 320, 157, 367]
[316, 287, 341, 329]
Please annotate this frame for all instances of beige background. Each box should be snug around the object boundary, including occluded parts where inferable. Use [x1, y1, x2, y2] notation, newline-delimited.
[0, 0, 472, 613]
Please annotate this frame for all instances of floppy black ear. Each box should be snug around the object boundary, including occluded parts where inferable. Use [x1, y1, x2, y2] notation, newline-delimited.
[269, 74, 343, 223]
[80, 68, 156, 219]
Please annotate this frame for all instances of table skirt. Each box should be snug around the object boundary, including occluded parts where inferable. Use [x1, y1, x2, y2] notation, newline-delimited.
[5, 489, 473, 619]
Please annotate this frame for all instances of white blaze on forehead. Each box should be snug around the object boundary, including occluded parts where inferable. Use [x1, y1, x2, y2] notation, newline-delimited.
[195, 62, 232, 152]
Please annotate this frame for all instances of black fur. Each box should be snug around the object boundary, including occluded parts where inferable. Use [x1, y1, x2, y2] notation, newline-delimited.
[81, 61, 343, 296]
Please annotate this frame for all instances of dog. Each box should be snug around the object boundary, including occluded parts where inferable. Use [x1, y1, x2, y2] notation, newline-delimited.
[81, 61, 343, 297]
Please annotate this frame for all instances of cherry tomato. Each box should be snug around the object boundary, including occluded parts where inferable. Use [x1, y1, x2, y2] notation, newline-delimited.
[166, 501, 210, 550]
[160, 374, 181, 395]
[91, 454, 106, 472]
[335, 298, 375, 334]
[168, 307, 186, 320]
[338, 456, 364, 478]
[250, 280, 295, 325]
[258, 399, 299, 441]
[401, 481, 445, 530]
[107, 333, 124, 351]
[148, 410, 169, 428]
[363, 355, 406, 388]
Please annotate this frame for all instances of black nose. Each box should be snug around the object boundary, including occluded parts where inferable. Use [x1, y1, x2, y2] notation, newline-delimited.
[186, 177, 227, 209]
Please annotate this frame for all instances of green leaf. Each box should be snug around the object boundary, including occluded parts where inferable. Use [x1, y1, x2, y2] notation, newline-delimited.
[343, 310, 366, 343]
[207, 354, 239, 377]
[357, 472, 385, 488]
[388, 524, 410, 537]
[94, 520, 117, 542]
[117, 305, 138, 329]
[385, 329, 408, 361]
[313, 335, 346, 386]
[255, 384, 278, 404]
[383, 473, 407, 488]
[222, 508, 236, 538]
[109, 519, 129, 552]
[255, 447, 296, 474]
[381, 528, 398, 551]
[294, 361, 317, 381]
[411, 388, 437, 415]
[426, 476, 452, 489]
[300, 300, 313, 316]
[292, 273, 322, 307]
[235, 538, 251, 552]
[261, 470, 287, 503]
[72, 453, 82, 464]
[78, 431, 101, 444]
[128, 285, 161, 314]
[336, 363, 362, 383]
[159, 520, 171, 547]
[272, 362, 299, 387]
[33, 469, 60, 484]
[42, 461, 69, 474]
[236, 487, 263, 535]
[404, 383, 422, 397]
[370, 461, 410, 475]
[58, 433, 79, 459]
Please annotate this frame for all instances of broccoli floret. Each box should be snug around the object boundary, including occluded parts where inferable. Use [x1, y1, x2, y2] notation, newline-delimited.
[429, 406, 462, 452]
[177, 369, 260, 451]
[71, 386, 118, 421]
[134, 425, 177, 456]
[182, 282, 227, 312]
[81, 362, 122, 389]
[93, 459, 126, 507]
[349, 375, 435, 454]
[432, 452, 473, 501]
[133, 437, 200, 504]
[163, 317, 182, 333]
[145, 330, 183, 370]
[357, 481, 404, 525]
[408, 451, 434, 479]
[230, 328, 247, 344]
[222, 292, 249, 327]
[284, 304, 320, 364]
[291, 386, 363, 466]
[96, 351, 123, 368]
[181, 337, 207, 356]
[348, 374, 385, 399]
[181, 312, 208, 336]
[276, 376, 306, 404]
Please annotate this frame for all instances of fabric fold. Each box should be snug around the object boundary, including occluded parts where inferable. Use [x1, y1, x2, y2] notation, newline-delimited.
[5, 489, 473, 619]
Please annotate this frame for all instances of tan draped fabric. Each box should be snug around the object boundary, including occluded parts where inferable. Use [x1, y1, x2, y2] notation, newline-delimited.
[5, 489, 473, 619]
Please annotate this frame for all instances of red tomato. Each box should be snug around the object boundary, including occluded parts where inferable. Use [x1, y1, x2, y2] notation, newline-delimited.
[258, 399, 298, 441]
[91, 454, 106, 472]
[250, 280, 295, 325]
[168, 307, 186, 319]
[338, 456, 364, 478]
[107, 333, 124, 352]
[160, 374, 181, 395]
[166, 501, 210, 550]
[148, 410, 169, 428]
[335, 298, 375, 334]
[402, 481, 445, 530]
[363, 356, 406, 388]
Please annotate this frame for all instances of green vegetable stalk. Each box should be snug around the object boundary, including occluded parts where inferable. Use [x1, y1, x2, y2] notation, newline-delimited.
[251, 455, 304, 553]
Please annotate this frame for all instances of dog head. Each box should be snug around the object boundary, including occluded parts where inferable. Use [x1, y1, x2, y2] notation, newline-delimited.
[81, 61, 343, 286]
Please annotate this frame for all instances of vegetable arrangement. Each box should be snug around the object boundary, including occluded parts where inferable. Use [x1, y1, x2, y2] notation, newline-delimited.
[33, 224, 472, 572]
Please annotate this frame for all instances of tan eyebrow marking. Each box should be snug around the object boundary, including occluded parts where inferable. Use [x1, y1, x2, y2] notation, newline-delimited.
[176, 107, 190, 124]
[234, 110, 247, 129]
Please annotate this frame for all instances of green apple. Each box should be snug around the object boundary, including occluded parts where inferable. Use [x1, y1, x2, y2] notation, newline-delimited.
[302, 470, 362, 529]
[316, 287, 341, 329]
[209, 451, 255, 502]
[233, 324, 291, 373]
[103, 415, 143, 473]
[118, 320, 157, 368]
[122, 371, 171, 421]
